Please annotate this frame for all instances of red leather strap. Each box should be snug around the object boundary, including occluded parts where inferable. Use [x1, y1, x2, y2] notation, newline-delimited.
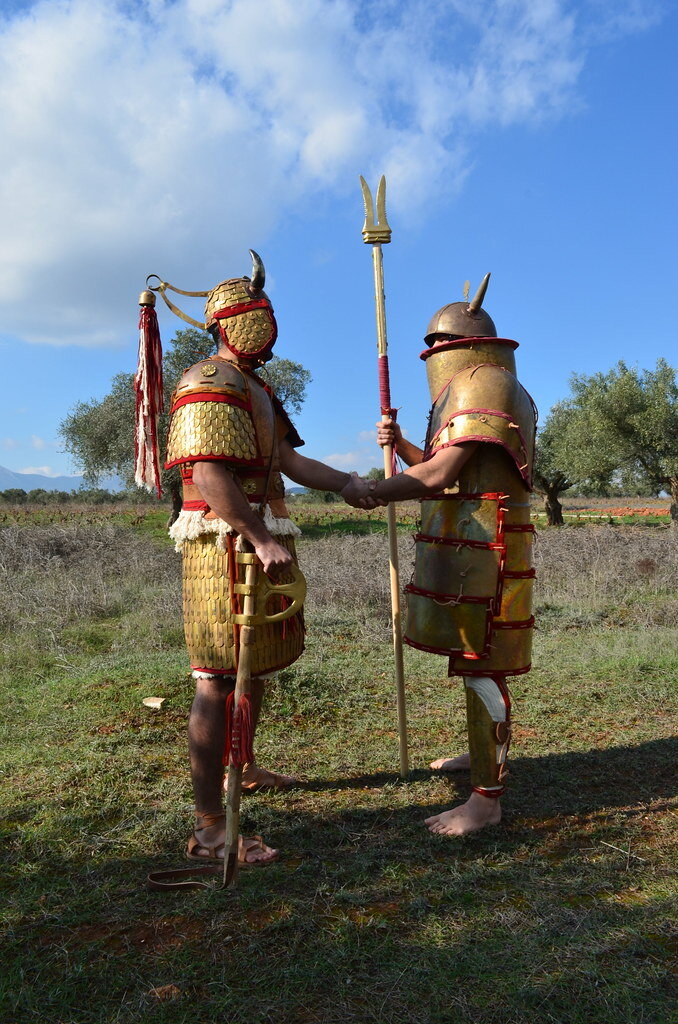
[213, 299, 271, 320]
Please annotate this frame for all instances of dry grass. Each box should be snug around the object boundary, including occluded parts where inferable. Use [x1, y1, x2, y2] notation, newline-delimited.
[532, 525, 677, 627]
[1, 523, 676, 650]
[299, 524, 678, 631]
[0, 524, 180, 658]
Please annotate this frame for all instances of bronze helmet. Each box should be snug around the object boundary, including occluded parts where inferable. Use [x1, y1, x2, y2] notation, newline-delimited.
[424, 273, 496, 344]
[205, 250, 277, 362]
[145, 250, 278, 363]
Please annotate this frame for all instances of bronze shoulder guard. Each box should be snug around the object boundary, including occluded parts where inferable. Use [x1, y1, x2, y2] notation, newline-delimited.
[425, 363, 537, 487]
[165, 359, 261, 468]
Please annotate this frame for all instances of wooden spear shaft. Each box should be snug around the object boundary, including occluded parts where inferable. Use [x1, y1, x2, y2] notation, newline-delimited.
[361, 175, 409, 778]
[371, 245, 409, 779]
[223, 546, 257, 888]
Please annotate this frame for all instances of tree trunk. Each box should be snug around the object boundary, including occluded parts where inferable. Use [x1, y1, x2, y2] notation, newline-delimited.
[544, 487, 564, 526]
[167, 477, 183, 528]
[670, 476, 678, 528]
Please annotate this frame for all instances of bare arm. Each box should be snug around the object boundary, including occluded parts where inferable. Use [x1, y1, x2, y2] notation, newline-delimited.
[192, 461, 292, 574]
[376, 418, 424, 467]
[343, 442, 478, 505]
[279, 439, 352, 492]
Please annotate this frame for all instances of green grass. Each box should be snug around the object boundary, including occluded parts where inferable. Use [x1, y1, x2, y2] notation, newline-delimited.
[0, 521, 676, 1024]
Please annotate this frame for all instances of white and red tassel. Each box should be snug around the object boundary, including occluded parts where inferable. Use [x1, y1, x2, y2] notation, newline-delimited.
[134, 291, 164, 498]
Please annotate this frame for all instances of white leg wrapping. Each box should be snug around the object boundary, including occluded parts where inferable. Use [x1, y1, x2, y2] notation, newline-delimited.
[465, 676, 507, 723]
[191, 671, 275, 682]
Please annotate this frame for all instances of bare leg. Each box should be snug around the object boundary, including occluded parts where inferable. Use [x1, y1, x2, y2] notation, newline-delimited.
[188, 676, 277, 864]
[223, 677, 297, 792]
[430, 753, 471, 771]
[189, 675, 232, 813]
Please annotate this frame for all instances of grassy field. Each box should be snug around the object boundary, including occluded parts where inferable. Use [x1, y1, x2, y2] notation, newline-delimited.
[0, 510, 676, 1024]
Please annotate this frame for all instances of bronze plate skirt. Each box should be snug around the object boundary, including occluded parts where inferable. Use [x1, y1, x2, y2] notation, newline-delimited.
[182, 534, 305, 676]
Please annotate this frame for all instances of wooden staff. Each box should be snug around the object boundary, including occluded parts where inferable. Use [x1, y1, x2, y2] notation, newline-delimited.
[359, 175, 409, 778]
[224, 542, 306, 887]
[222, 543, 258, 887]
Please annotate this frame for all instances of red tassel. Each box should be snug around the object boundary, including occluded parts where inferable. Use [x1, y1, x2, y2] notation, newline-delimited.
[134, 303, 164, 498]
[223, 692, 254, 767]
[236, 693, 254, 766]
[223, 690, 235, 766]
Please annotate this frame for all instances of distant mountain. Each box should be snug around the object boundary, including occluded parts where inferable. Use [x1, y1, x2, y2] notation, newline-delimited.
[0, 464, 122, 492]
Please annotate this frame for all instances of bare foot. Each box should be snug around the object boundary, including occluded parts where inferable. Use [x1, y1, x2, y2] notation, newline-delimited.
[425, 792, 501, 837]
[188, 822, 279, 865]
[430, 753, 471, 772]
[224, 762, 297, 793]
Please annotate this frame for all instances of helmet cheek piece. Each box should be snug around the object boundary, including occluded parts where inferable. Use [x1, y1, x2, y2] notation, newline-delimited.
[212, 300, 278, 363]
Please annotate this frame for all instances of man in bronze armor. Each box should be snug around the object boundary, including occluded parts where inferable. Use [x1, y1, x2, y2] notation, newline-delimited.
[343, 275, 536, 836]
[155, 252, 357, 865]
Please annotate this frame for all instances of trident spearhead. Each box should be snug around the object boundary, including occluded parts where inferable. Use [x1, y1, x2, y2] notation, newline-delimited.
[360, 175, 392, 244]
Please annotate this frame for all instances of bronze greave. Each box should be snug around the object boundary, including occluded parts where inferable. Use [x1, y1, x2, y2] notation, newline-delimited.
[464, 675, 511, 797]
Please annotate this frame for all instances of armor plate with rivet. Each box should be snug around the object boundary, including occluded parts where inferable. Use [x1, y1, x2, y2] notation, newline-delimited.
[404, 337, 537, 678]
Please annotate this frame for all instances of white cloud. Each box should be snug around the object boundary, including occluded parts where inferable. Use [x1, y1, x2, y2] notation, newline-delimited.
[323, 447, 384, 474]
[2, 438, 19, 450]
[17, 465, 60, 476]
[31, 434, 46, 450]
[0, 0, 665, 346]
[322, 451, 363, 469]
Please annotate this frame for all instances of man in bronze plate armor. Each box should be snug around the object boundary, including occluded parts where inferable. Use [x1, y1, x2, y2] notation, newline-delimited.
[344, 275, 536, 836]
[147, 252, 358, 865]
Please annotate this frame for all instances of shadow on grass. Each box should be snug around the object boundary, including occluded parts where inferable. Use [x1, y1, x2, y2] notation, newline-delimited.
[2, 761, 675, 1024]
[302, 736, 677, 818]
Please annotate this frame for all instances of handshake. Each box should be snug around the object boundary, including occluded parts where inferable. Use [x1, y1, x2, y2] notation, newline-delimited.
[341, 472, 387, 509]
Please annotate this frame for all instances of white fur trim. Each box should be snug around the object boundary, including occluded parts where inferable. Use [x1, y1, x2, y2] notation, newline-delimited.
[170, 505, 301, 552]
[191, 670, 276, 681]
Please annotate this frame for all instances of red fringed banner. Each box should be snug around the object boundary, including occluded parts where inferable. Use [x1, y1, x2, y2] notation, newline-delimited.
[134, 304, 164, 498]
[223, 691, 254, 767]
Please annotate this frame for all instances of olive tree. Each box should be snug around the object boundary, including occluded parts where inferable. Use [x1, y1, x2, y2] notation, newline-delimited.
[533, 402, 578, 526]
[60, 328, 312, 522]
[564, 359, 678, 524]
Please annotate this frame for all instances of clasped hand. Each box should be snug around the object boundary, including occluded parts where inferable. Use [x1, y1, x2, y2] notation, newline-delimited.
[341, 472, 386, 509]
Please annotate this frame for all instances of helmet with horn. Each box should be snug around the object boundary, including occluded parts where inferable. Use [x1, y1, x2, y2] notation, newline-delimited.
[147, 250, 278, 363]
[204, 249, 277, 362]
[420, 273, 520, 397]
[424, 273, 496, 344]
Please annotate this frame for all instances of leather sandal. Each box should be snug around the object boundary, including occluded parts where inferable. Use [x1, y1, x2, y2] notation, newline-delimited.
[186, 813, 278, 866]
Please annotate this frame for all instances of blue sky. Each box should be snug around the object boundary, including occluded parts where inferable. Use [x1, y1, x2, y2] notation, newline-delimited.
[0, 0, 675, 480]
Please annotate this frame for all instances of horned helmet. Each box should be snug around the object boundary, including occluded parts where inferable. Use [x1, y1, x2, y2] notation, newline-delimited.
[420, 273, 519, 395]
[144, 250, 277, 363]
[424, 273, 496, 346]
